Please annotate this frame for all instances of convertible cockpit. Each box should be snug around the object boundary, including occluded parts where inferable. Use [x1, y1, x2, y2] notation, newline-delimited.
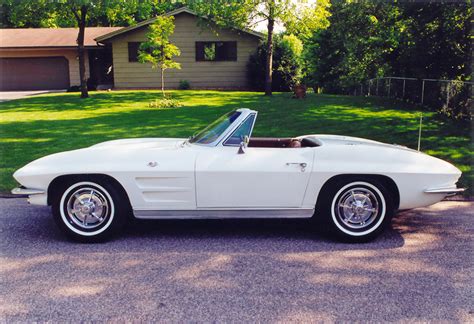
[248, 137, 320, 148]
[188, 108, 320, 148]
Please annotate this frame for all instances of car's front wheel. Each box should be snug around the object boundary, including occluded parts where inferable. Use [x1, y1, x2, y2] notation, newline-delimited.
[317, 179, 394, 242]
[52, 179, 129, 242]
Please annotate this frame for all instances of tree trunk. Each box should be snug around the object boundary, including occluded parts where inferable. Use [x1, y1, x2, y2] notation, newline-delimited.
[161, 68, 165, 97]
[264, 16, 274, 96]
[76, 5, 88, 99]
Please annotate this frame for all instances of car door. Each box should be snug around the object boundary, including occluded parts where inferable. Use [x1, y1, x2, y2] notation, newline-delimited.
[195, 113, 314, 208]
[195, 146, 314, 208]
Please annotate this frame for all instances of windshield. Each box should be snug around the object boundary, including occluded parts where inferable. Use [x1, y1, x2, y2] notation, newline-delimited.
[189, 111, 242, 145]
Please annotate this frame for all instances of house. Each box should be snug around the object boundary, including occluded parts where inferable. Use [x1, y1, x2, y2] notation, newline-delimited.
[0, 7, 263, 91]
[96, 7, 263, 89]
[0, 27, 121, 91]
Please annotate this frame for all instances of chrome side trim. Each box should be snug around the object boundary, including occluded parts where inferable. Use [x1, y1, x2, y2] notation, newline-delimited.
[133, 208, 314, 219]
[424, 187, 465, 194]
[11, 187, 45, 195]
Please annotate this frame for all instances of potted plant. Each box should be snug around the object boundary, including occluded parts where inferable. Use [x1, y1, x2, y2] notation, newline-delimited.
[293, 84, 307, 99]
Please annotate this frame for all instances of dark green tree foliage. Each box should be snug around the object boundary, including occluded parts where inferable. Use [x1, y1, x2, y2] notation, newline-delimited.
[306, 1, 471, 90]
[392, 2, 471, 80]
[247, 34, 303, 91]
[305, 1, 401, 91]
[0, 0, 185, 28]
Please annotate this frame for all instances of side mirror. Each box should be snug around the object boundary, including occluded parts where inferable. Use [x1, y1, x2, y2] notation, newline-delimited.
[238, 135, 249, 154]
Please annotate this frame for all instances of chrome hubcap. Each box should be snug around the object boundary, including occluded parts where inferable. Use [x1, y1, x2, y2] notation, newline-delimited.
[336, 187, 379, 229]
[66, 187, 108, 229]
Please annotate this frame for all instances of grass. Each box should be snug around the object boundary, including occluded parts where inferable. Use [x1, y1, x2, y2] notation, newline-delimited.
[0, 90, 471, 196]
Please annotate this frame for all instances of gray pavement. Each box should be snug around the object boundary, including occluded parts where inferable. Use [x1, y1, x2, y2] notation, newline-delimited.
[0, 90, 65, 102]
[0, 198, 472, 322]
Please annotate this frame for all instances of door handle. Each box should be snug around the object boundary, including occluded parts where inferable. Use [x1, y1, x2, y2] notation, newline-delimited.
[286, 162, 307, 172]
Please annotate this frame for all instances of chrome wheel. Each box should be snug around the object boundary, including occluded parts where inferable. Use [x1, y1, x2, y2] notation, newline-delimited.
[66, 187, 109, 229]
[335, 187, 379, 229]
[330, 181, 387, 238]
[53, 179, 129, 241]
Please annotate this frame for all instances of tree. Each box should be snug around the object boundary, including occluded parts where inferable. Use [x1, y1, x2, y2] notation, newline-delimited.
[190, 0, 330, 96]
[247, 34, 303, 91]
[2, 0, 185, 98]
[305, 1, 471, 92]
[138, 16, 181, 97]
[305, 1, 403, 92]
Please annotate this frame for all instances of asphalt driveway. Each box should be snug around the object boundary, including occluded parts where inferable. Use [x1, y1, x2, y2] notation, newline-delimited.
[0, 90, 65, 102]
[0, 199, 472, 322]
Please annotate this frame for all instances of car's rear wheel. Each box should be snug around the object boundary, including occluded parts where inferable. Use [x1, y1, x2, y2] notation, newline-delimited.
[52, 179, 129, 242]
[317, 179, 394, 242]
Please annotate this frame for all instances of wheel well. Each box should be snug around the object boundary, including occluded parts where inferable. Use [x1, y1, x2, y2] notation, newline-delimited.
[318, 174, 400, 210]
[47, 174, 131, 207]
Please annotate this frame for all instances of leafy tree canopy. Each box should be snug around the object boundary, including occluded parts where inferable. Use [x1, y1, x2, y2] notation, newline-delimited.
[138, 15, 181, 96]
[189, 0, 331, 95]
[0, 0, 185, 28]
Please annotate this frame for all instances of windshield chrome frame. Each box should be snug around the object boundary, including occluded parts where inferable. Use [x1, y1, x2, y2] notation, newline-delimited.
[222, 113, 257, 147]
[189, 108, 258, 147]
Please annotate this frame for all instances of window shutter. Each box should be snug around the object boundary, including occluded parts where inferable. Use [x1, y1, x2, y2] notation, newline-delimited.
[215, 42, 225, 61]
[227, 42, 237, 61]
[128, 42, 141, 62]
[195, 42, 205, 61]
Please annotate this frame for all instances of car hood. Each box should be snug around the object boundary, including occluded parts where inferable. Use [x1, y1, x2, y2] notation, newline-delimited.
[13, 138, 188, 187]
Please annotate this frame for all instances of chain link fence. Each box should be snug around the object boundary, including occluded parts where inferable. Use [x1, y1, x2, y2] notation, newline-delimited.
[352, 77, 473, 119]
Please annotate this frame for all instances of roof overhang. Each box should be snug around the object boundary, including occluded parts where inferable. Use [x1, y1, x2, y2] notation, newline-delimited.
[0, 46, 100, 50]
[95, 6, 264, 43]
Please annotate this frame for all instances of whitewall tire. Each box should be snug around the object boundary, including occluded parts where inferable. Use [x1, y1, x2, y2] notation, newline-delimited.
[52, 178, 129, 242]
[317, 178, 394, 242]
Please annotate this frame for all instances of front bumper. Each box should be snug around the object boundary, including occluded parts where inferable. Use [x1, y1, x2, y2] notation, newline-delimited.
[11, 187, 45, 195]
[11, 187, 48, 205]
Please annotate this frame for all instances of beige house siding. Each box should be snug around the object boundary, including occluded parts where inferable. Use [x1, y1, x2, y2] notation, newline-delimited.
[109, 13, 260, 89]
[0, 48, 89, 86]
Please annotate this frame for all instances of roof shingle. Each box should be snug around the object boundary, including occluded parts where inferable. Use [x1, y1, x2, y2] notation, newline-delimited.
[0, 27, 122, 48]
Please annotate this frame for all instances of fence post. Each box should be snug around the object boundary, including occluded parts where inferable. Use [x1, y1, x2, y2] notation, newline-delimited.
[376, 78, 379, 96]
[402, 79, 406, 99]
[421, 80, 425, 104]
[368, 80, 371, 96]
[388, 78, 391, 97]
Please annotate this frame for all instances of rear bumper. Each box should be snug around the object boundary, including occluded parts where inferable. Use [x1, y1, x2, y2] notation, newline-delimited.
[424, 186, 465, 195]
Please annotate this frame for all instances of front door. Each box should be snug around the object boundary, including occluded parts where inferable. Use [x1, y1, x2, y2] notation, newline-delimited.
[195, 146, 314, 208]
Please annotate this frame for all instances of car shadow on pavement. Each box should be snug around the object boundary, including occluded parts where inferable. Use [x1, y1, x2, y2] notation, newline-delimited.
[120, 216, 406, 252]
[3, 201, 406, 252]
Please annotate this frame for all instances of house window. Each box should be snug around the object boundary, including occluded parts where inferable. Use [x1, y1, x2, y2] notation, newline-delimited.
[195, 41, 237, 61]
[128, 42, 142, 62]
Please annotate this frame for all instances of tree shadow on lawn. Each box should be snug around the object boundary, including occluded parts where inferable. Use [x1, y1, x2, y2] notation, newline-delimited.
[0, 92, 471, 194]
[0, 90, 265, 113]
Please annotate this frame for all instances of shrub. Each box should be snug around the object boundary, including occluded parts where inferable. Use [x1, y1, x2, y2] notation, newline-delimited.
[178, 80, 191, 90]
[149, 98, 182, 108]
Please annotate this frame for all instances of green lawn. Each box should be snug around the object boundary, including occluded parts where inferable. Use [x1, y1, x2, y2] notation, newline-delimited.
[0, 90, 471, 196]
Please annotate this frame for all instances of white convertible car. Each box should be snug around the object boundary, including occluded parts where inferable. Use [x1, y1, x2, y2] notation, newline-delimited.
[12, 108, 464, 242]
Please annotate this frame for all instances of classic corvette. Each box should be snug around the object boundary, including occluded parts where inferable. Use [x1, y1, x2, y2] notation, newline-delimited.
[12, 108, 464, 242]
